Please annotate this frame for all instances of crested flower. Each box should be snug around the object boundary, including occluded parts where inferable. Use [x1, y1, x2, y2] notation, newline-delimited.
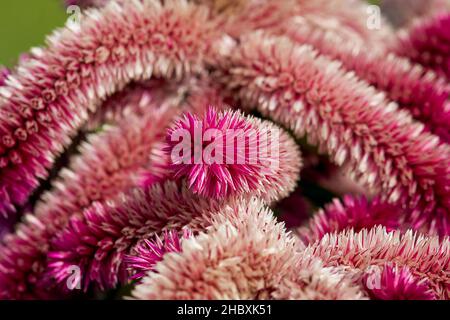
[166, 107, 302, 200]
[381, 0, 450, 28]
[215, 32, 450, 236]
[125, 229, 192, 281]
[304, 226, 450, 299]
[363, 264, 436, 300]
[47, 181, 249, 291]
[271, 16, 450, 143]
[132, 198, 299, 299]
[271, 254, 366, 300]
[297, 195, 402, 244]
[0, 100, 174, 299]
[0, 0, 217, 217]
[395, 13, 450, 79]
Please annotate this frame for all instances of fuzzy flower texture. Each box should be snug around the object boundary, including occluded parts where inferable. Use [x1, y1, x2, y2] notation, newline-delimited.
[0, 0, 449, 300]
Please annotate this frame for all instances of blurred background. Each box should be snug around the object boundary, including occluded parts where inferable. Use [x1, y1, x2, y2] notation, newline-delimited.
[0, 1, 67, 67]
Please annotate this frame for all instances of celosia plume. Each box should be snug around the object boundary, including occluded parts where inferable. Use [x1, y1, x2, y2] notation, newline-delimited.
[0, 0, 217, 216]
[132, 198, 299, 299]
[166, 108, 302, 200]
[272, 16, 450, 143]
[304, 226, 450, 299]
[47, 179, 295, 292]
[215, 32, 450, 236]
[363, 264, 437, 300]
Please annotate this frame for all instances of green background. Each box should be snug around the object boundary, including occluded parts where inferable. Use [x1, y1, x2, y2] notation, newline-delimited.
[0, 1, 67, 67]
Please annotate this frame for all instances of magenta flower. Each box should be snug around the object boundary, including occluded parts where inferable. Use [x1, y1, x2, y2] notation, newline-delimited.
[46, 181, 271, 292]
[396, 13, 450, 79]
[132, 198, 300, 300]
[125, 229, 191, 281]
[297, 195, 402, 244]
[363, 264, 436, 300]
[215, 32, 450, 236]
[304, 226, 450, 299]
[0, 0, 217, 217]
[166, 107, 302, 201]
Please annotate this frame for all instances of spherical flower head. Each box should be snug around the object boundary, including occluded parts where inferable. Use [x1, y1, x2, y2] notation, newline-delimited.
[125, 229, 192, 281]
[363, 264, 436, 300]
[166, 107, 301, 201]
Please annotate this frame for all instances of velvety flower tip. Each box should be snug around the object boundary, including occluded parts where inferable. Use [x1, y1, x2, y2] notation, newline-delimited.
[131, 198, 300, 300]
[363, 264, 436, 300]
[166, 107, 302, 201]
[125, 229, 191, 281]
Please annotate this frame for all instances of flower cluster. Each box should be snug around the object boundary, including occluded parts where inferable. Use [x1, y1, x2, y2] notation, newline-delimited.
[0, 0, 449, 300]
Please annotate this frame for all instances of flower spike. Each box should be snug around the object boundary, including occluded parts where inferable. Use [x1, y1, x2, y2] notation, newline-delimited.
[215, 32, 450, 236]
[166, 107, 302, 201]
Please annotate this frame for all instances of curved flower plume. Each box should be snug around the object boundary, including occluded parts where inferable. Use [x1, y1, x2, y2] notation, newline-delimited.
[395, 13, 450, 79]
[271, 254, 365, 300]
[297, 195, 402, 244]
[0, 100, 175, 299]
[65, 0, 110, 8]
[47, 181, 275, 292]
[363, 264, 436, 300]
[272, 16, 450, 143]
[304, 226, 450, 299]
[132, 198, 299, 299]
[166, 108, 302, 200]
[0, 0, 217, 216]
[125, 229, 191, 281]
[215, 32, 450, 236]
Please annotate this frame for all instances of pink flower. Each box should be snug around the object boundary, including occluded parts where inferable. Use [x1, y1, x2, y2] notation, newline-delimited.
[166, 107, 302, 200]
[272, 16, 450, 143]
[47, 181, 250, 292]
[132, 198, 300, 299]
[0, 0, 217, 216]
[363, 264, 436, 300]
[304, 226, 450, 299]
[396, 13, 450, 79]
[215, 32, 450, 236]
[125, 229, 191, 281]
[272, 254, 366, 300]
[298, 195, 402, 244]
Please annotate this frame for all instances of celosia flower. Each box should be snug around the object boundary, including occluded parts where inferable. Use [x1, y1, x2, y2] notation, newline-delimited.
[0, 102, 174, 299]
[271, 16, 450, 143]
[271, 254, 366, 300]
[297, 195, 402, 244]
[132, 198, 299, 299]
[396, 13, 450, 79]
[215, 32, 450, 236]
[0, 0, 217, 217]
[166, 108, 302, 200]
[363, 264, 436, 300]
[125, 229, 191, 281]
[47, 181, 253, 291]
[304, 226, 450, 299]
